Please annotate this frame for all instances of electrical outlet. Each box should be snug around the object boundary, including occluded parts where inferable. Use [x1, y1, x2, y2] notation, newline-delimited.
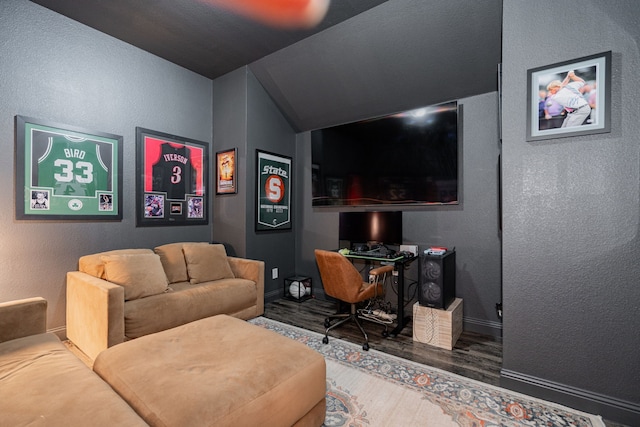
[272, 268, 278, 280]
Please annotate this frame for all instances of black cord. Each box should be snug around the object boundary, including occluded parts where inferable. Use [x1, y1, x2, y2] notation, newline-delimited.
[405, 278, 418, 308]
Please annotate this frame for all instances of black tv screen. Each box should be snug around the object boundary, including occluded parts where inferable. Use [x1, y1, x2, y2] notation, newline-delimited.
[339, 211, 403, 246]
[311, 101, 458, 207]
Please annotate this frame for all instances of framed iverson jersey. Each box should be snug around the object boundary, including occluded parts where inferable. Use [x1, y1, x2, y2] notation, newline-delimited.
[135, 127, 209, 227]
[15, 116, 123, 221]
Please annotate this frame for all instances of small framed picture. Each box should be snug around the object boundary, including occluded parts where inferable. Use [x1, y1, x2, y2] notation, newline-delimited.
[216, 148, 237, 194]
[325, 177, 344, 205]
[526, 51, 611, 141]
[311, 164, 320, 198]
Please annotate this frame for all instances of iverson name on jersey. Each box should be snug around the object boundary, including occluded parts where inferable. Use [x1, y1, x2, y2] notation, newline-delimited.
[162, 152, 189, 164]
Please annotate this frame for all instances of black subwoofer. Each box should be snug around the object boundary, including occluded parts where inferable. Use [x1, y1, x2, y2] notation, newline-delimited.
[419, 250, 456, 309]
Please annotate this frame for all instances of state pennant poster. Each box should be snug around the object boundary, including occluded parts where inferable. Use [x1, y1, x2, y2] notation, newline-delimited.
[256, 150, 291, 231]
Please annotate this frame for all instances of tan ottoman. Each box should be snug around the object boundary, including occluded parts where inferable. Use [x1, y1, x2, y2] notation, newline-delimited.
[93, 315, 326, 427]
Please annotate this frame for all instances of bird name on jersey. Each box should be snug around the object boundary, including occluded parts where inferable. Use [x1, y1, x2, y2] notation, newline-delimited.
[63, 148, 88, 159]
[163, 153, 189, 164]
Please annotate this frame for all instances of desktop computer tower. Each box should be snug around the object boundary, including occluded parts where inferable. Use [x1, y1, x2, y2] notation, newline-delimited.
[418, 250, 456, 309]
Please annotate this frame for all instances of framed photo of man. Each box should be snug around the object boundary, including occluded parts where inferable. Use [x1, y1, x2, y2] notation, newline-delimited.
[526, 51, 611, 141]
[216, 148, 237, 195]
[256, 150, 292, 231]
[135, 127, 209, 226]
[15, 115, 123, 221]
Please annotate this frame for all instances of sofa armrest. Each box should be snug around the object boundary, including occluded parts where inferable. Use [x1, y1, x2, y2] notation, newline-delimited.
[227, 257, 265, 315]
[0, 297, 47, 343]
[66, 271, 125, 360]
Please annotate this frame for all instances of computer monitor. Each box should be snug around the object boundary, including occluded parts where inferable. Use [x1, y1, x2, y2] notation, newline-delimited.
[339, 211, 403, 247]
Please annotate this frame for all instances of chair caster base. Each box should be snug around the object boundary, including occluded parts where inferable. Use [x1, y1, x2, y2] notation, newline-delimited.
[362, 343, 369, 351]
[322, 336, 329, 344]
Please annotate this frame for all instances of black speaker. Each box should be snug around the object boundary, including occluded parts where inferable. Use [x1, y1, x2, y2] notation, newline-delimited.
[419, 250, 456, 309]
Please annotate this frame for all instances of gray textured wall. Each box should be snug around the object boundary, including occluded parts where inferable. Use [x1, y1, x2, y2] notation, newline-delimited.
[213, 71, 502, 337]
[404, 94, 502, 332]
[245, 71, 298, 299]
[0, 0, 213, 331]
[212, 68, 249, 256]
[501, 1, 640, 423]
[212, 68, 298, 299]
[294, 93, 502, 336]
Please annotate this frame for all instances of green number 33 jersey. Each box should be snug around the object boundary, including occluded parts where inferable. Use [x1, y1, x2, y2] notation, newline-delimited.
[37, 136, 110, 196]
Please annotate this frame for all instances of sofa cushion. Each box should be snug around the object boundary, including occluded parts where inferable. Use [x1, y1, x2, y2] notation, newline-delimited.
[183, 243, 235, 284]
[101, 253, 169, 301]
[154, 242, 206, 284]
[123, 278, 257, 339]
[79, 248, 154, 279]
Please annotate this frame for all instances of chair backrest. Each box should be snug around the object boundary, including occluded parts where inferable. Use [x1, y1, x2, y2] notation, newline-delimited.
[314, 249, 366, 303]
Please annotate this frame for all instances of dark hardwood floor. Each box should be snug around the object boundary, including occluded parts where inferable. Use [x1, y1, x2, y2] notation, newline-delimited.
[263, 297, 503, 386]
[264, 298, 628, 427]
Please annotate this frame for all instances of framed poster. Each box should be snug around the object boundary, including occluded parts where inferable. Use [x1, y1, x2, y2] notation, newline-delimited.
[216, 148, 237, 194]
[527, 51, 611, 141]
[325, 177, 344, 205]
[136, 127, 208, 226]
[311, 163, 320, 198]
[256, 150, 291, 231]
[15, 115, 122, 221]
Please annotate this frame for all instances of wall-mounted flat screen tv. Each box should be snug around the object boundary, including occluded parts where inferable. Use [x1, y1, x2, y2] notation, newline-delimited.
[311, 101, 458, 207]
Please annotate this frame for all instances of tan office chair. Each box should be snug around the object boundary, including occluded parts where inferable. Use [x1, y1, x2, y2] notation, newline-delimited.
[314, 249, 394, 351]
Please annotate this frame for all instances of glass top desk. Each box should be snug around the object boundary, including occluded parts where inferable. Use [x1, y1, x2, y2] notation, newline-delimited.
[342, 252, 417, 336]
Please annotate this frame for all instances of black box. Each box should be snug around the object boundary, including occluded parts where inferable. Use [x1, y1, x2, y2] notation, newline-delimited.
[418, 250, 456, 309]
[284, 276, 312, 302]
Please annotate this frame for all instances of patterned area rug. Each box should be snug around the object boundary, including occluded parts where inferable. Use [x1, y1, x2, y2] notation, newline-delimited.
[249, 317, 605, 427]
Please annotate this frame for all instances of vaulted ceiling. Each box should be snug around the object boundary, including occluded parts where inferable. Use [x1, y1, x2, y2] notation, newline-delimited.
[30, 0, 389, 80]
[29, 0, 503, 131]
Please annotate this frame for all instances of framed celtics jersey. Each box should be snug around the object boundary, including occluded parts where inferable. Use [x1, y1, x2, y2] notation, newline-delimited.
[15, 116, 123, 221]
[135, 127, 209, 227]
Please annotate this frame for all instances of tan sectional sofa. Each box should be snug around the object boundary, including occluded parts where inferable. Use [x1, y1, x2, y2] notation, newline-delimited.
[1, 297, 326, 427]
[0, 297, 148, 426]
[67, 242, 265, 360]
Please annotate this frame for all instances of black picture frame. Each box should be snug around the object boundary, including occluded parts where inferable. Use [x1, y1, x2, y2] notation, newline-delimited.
[135, 127, 209, 227]
[215, 148, 237, 195]
[526, 51, 611, 141]
[311, 163, 320, 198]
[256, 149, 292, 231]
[15, 115, 123, 221]
[325, 177, 344, 205]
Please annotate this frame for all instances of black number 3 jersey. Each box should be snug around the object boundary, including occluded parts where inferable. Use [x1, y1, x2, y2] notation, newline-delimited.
[152, 143, 197, 200]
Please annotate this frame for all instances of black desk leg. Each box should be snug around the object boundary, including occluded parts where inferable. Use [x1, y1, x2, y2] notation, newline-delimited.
[390, 261, 409, 337]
